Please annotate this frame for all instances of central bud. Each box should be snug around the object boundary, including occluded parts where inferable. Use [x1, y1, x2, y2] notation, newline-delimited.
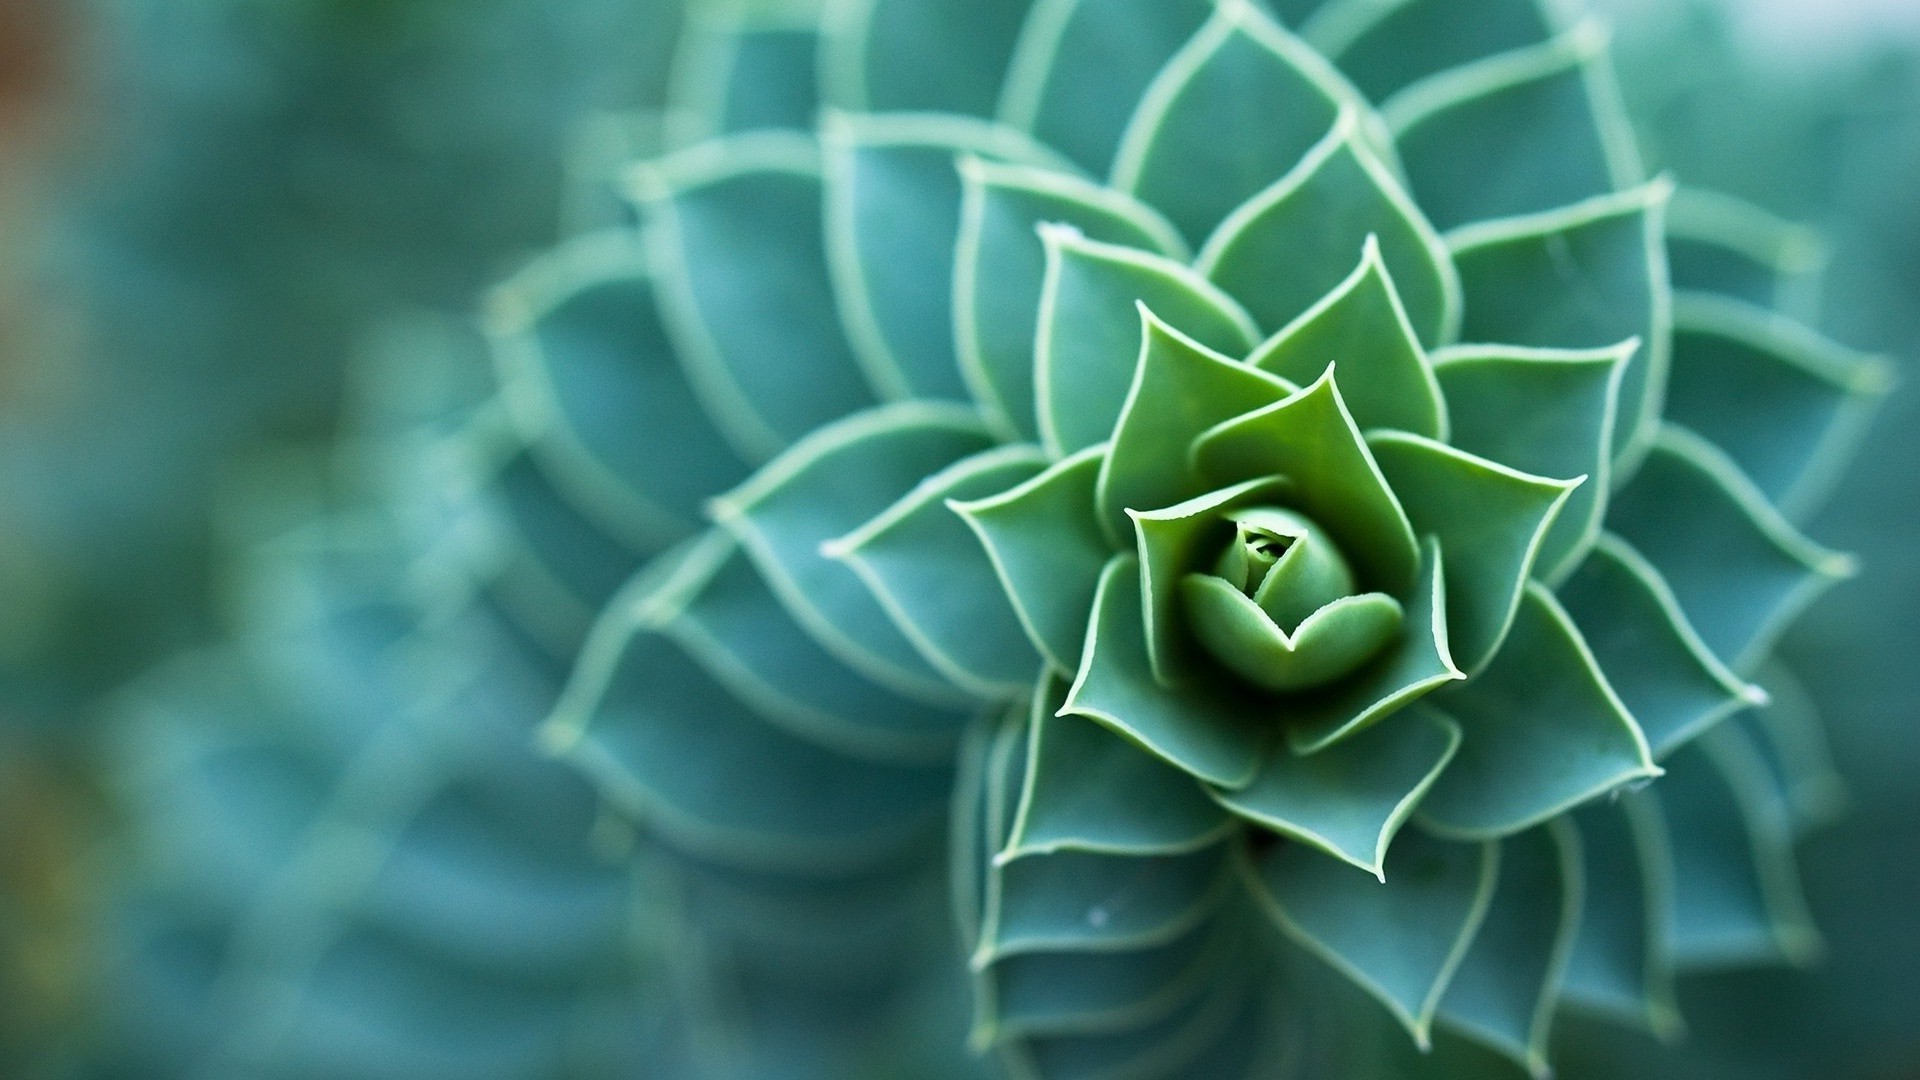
[1181, 506, 1403, 693]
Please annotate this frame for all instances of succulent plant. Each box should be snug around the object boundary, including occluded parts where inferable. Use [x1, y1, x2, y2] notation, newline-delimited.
[527, 0, 1896, 1076]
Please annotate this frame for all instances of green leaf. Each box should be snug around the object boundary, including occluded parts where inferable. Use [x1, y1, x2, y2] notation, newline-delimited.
[1182, 576, 1405, 692]
[1560, 801, 1680, 1036]
[1132, 477, 1291, 684]
[1112, 0, 1355, 246]
[824, 113, 1063, 403]
[999, 0, 1216, 176]
[1213, 708, 1461, 878]
[952, 446, 1117, 673]
[1665, 292, 1894, 523]
[1370, 432, 1579, 674]
[1557, 534, 1761, 759]
[957, 158, 1186, 442]
[978, 844, 1233, 963]
[1037, 226, 1259, 456]
[1310, 0, 1553, 104]
[1385, 22, 1642, 231]
[1097, 307, 1296, 544]
[1192, 368, 1421, 594]
[1419, 585, 1659, 839]
[1285, 537, 1463, 754]
[831, 445, 1049, 698]
[985, 918, 1229, 1038]
[632, 136, 878, 462]
[1434, 823, 1581, 1077]
[1449, 181, 1672, 470]
[1062, 556, 1272, 789]
[1606, 427, 1855, 672]
[711, 403, 994, 705]
[1246, 828, 1498, 1048]
[1009, 964, 1271, 1080]
[1006, 675, 1235, 859]
[823, 0, 1035, 117]
[1432, 341, 1631, 583]
[1199, 113, 1461, 348]
[1663, 187, 1828, 307]
[670, 7, 821, 141]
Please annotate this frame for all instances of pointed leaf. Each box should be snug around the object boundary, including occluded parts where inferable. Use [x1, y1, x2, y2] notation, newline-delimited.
[824, 0, 1035, 117]
[1314, 0, 1553, 104]
[1607, 427, 1854, 672]
[1449, 182, 1672, 468]
[1193, 368, 1420, 593]
[980, 845, 1232, 962]
[1385, 23, 1642, 230]
[1000, 0, 1216, 175]
[1199, 113, 1460, 348]
[1420, 585, 1659, 839]
[1112, 1, 1355, 246]
[952, 446, 1117, 673]
[1560, 801, 1679, 1035]
[1432, 341, 1631, 583]
[1557, 534, 1761, 759]
[1214, 709, 1461, 878]
[1038, 226, 1259, 455]
[833, 446, 1049, 697]
[1008, 675, 1234, 858]
[633, 138, 876, 461]
[958, 158, 1185, 441]
[711, 404, 994, 705]
[1246, 828, 1498, 1048]
[1062, 556, 1272, 789]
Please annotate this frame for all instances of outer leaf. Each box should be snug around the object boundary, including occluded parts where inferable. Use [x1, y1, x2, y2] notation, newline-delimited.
[1192, 368, 1421, 594]
[1560, 801, 1680, 1036]
[823, 0, 1035, 117]
[986, 918, 1228, 1038]
[1009, 963, 1270, 1080]
[953, 446, 1116, 673]
[1062, 556, 1272, 789]
[1745, 665, 1846, 831]
[1385, 22, 1642, 230]
[1419, 585, 1659, 839]
[1557, 534, 1762, 758]
[979, 845, 1232, 963]
[1449, 181, 1672, 469]
[1606, 427, 1855, 672]
[710, 403, 994, 705]
[999, 0, 1215, 176]
[632, 136, 877, 461]
[1246, 829, 1498, 1048]
[1432, 341, 1630, 583]
[668, 5, 821, 142]
[831, 445, 1049, 697]
[1213, 708, 1461, 878]
[1311, 0, 1553, 104]
[957, 158, 1186, 441]
[1663, 187, 1828, 309]
[1370, 432, 1580, 674]
[1199, 112, 1461, 348]
[1111, 1, 1356, 246]
[1037, 226, 1259, 456]
[1006, 675, 1235, 859]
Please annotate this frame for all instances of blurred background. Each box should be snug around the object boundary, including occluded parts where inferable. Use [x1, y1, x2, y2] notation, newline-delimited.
[0, 0, 1912, 1076]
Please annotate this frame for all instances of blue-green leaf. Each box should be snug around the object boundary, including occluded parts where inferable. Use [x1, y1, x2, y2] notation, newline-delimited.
[984, 918, 1229, 1039]
[1560, 800, 1679, 1036]
[979, 844, 1233, 963]
[823, 0, 1036, 117]
[1309, 0, 1553, 104]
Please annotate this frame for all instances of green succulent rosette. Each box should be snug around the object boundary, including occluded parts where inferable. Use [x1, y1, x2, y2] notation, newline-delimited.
[505, 0, 1903, 1076]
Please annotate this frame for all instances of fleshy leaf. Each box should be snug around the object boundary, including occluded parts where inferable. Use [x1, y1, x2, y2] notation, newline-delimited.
[831, 445, 1050, 697]
[1199, 113, 1460, 348]
[1182, 577, 1405, 693]
[823, 0, 1035, 117]
[1037, 226, 1259, 456]
[1062, 556, 1272, 789]
[1192, 368, 1420, 594]
[1432, 341, 1631, 583]
[1560, 800, 1679, 1036]
[1665, 292, 1894, 523]
[1312, 0, 1553, 104]
[1000, 0, 1216, 175]
[1132, 477, 1291, 684]
[1112, 1, 1354, 246]
[824, 113, 1061, 402]
[1745, 665, 1847, 830]
[1243, 239, 1449, 439]
[1246, 828, 1498, 1048]
[1449, 181, 1672, 469]
[1009, 961, 1272, 1080]
[1214, 708, 1461, 878]
[957, 158, 1186, 441]
[1607, 427, 1855, 672]
[1557, 534, 1761, 759]
[670, 7, 820, 140]
[1098, 307, 1296, 543]
[1419, 585, 1659, 839]
[1007, 675, 1235, 859]
[1435, 823, 1581, 1077]
[1370, 432, 1579, 674]
[632, 136, 877, 462]
[985, 918, 1227, 1039]
[710, 403, 994, 705]
[1663, 187, 1828, 307]
[979, 845, 1233, 963]
[952, 446, 1116, 673]
[1385, 22, 1641, 231]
